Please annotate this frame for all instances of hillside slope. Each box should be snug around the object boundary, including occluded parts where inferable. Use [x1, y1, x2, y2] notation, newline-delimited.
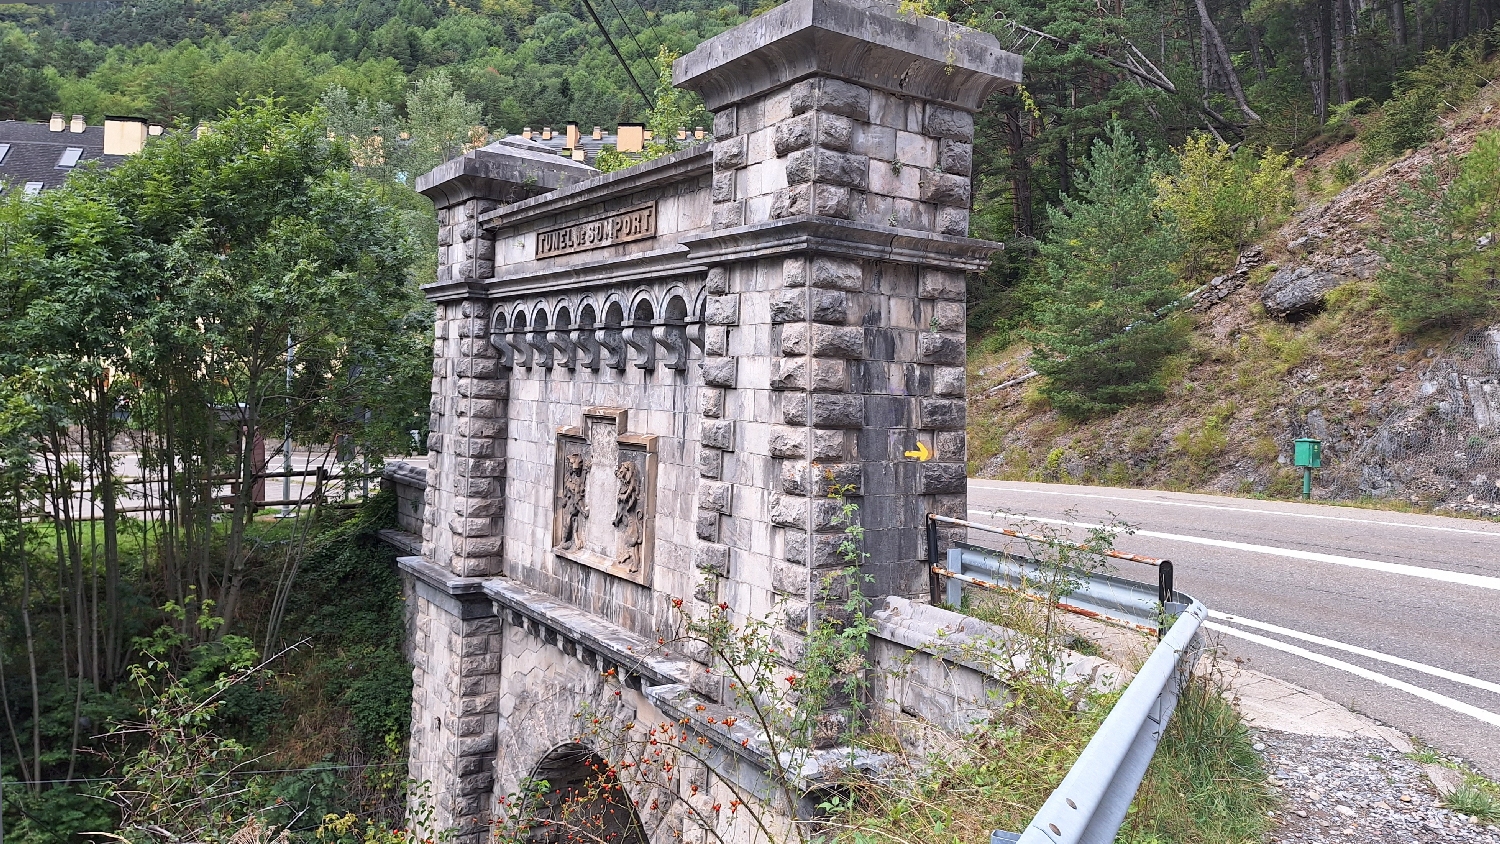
[968, 81, 1500, 517]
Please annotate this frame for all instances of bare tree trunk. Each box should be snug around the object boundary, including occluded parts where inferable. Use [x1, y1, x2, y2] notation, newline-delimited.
[1241, 0, 1270, 82]
[20, 552, 41, 788]
[1391, 0, 1408, 48]
[1195, 0, 1261, 121]
[1003, 109, 1034, 238]
[1333, 0, 1351, 104]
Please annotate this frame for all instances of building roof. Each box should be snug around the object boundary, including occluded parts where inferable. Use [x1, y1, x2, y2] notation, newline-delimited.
[517, 123, 708, 165]
[0, 120, 127, 194]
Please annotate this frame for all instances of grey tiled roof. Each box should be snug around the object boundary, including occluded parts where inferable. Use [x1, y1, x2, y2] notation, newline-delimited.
[0, 121, 126, 193]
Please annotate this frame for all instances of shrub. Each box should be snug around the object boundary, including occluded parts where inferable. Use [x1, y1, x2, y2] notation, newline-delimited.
[1363, 41, 1488, 160]
[1152, 135, 1298, 260]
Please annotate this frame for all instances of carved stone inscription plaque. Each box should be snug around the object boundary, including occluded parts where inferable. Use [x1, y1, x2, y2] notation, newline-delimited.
[552, 407, 656, 585]
[535, 204, 656, 259]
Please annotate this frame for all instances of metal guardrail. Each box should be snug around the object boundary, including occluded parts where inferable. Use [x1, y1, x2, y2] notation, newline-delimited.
[927, 514, 1177, 635]
[923, 514, 1207, 844]
[1006, 600, 1206, 844]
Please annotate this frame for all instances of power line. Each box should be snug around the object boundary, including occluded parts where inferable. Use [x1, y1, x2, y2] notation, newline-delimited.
[602, 0, 658, 86]
[580, 0, 655, 110]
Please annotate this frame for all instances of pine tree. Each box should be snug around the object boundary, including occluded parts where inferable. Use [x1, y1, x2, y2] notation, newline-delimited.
[1026, 123, 1188, 420]
[1374, 131, 1500, 333]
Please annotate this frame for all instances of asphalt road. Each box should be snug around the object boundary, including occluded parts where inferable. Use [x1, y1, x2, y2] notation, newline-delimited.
[965, 480, 1500, 778]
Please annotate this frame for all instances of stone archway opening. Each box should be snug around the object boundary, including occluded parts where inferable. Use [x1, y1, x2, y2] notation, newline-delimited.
[521, 742, 648, 844]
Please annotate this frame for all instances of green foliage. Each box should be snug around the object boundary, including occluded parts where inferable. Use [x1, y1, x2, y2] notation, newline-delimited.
[1373, 131, 1500, 333]
[1026, 123, 1189, 420]
[1447, 777, 1500, 822]
[1363, 41, 1490, 160]
[1152, 134, 1298, 258]
[1331, 157, 1359, 188]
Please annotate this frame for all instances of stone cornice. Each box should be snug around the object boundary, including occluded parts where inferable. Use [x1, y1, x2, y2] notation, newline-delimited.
[680, 216, 1003, 272]
[673, 0, 1022, 111]
[483, 578, 691, 686]
[421, 216, 1001, 302]
[396, 555, 489, 597]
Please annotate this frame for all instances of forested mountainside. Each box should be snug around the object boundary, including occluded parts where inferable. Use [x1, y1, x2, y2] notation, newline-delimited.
[970, 50, 1500, 514]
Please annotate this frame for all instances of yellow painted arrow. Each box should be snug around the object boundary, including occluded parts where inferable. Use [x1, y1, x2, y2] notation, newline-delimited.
[903, 441, 932, 462]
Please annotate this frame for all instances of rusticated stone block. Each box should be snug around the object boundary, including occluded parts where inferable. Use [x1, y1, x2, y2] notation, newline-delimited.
[937, 431, 967, 461]
[772, 562, 810, 595]
[933, 366, 965, 397]
[701, 358, 737, 387]
[702, 420, 735, 451]
[698, 481, 733, 513]
[774, 114, 815, 155]
[696, 511, 720, 541]
[771, 358, 806, 391]
[920, 170, 969, 206]
[924, 105, 974, 141]
[770, 494, 807, 527]
[937, 207, 970, 236]
[706, 294, 741, 325]
[705, 265, 731, 294]
[694, 543, 730, 576]
[811, 394, 865, 428]
[712, 201, 745, 228]
[712, 170, 736, 203]
[714, 106, 737, 140]
[811, 290, 849, 323]
[820, 114, 854, 151]
[917, 333, 964, 365]
[938, 138, 972, 175]
[700, 388, 725, 418]
[769, 427, 807, 459]
[812, 257, 863, 290]
[781, 393, 808, 426]
[790, 78, 871, 120]
[811, 326, 865, 358]
[811, 429, 847, 460]
[715, 136, 748, 169]
[919, 268, 966, 300]
[780, 324, 810, 356]
[770, 290, 805, 323]
[919, 462, 967, 494]
[919, 398, 966, 429]
[698, 447, 723, 479]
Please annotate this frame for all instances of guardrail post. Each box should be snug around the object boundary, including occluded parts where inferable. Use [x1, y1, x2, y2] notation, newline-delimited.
[945, 546, 964, 608]
[926, 514, 941, 604]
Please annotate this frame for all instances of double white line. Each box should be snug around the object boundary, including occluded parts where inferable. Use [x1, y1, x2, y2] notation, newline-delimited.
[966, 508, 1500, 729]
[1205, 612, 1500, 728]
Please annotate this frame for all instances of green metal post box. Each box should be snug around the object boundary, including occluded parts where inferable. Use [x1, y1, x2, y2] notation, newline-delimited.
[1293, 438, 1322, 468]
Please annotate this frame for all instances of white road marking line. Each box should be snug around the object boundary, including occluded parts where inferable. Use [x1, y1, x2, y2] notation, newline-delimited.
[968, 509, 1500, 592]
[969, 481, 1500, 539]
[1208, 610, 1500, 696]
[1203, 621, 1500, 729]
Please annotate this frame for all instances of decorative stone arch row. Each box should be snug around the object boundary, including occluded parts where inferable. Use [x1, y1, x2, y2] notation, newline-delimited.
[487, 285, 708, 374]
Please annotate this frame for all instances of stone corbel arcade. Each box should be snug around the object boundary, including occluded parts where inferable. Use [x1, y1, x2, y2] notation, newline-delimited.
[395, 2, 1023, 842]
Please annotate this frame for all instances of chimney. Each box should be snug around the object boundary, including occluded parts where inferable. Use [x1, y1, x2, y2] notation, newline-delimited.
[592, 126, 602, 140]
[147, 124, 164, 136]
[103, 117, 148, 155]
[49, 113, 65, 132]
[195, 123, 210, 139]
[694, 126, 705, 139]
[522, 127, 532, 139]
[643, 129, 653, 141]
[615, 123, 644, 153]
[565, 123, 579, 149]
[69, 114, 85, 133]
[541, 126, 552, 140]
[570, 147, 585, 162]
